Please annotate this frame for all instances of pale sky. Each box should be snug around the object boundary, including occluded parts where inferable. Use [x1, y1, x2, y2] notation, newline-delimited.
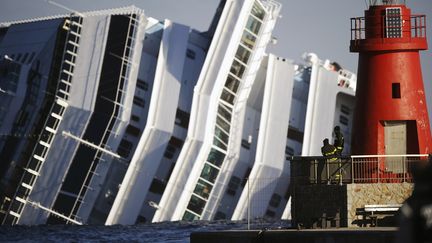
[1, 0, 432, 122]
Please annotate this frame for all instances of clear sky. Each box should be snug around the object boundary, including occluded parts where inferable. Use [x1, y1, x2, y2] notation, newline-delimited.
[1, 0, 432, 121]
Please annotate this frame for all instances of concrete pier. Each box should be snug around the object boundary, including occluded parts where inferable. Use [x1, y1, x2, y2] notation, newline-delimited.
[191, 228, 396, 243]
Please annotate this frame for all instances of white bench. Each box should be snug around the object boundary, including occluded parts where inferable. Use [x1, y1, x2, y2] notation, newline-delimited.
[363, 204, 402, 226]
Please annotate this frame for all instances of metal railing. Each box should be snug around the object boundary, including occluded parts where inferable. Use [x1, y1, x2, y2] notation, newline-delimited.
[350, 14, 427, 41]
[289, 154, 429, 185]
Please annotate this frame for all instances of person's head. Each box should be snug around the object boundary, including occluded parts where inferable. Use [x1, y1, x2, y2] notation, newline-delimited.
[334, 126, 340, 132]
[330, 62, 342, 72]
[323, 138, 329, 145]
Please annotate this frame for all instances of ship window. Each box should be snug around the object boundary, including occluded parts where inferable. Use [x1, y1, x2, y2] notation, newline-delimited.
[136, 79, 148, 91]
[169, 136, 184, 148]
[392, 83, 401, 99]
[163, 144, 176, 159]
[207, 148, 225, 167]
[217, 104, 232, 121]
[133, 96, 146, 108]
[117, 139, 133, 158]
[269, 193, 282, 208]
[186, 49, 196, 59]
[193, 179, 212, 199]
[187, 195, 206, 215]
[131, 114, 140, 122]
[126, 125, 141, 136]
[226, 176, 241, 196]
[220, 88, 235, 105]
[225, 74, 241, 93]
[213, 137, 227, 150]
[287, 127, 304, 143]
[246, 16, 262, 35]
[200, 163, 219, 183]
[230, 59, 246, 79]
[285, 146, 294, 156]
[241, 139, 250, 150]
[235, 45, 251, 65]
[251, 2, 265, 20]
[183, 210, 199, 220]
[149, 178, 166, 195]
[175, 108, 190, 129]
[339, 115, 349, 126]
[340, 104, 351, 115]
[241, 31, 256, 49]
[216, 116, 230, 133]
[214, 211, 226, 220]
[215, 126, 229, 144]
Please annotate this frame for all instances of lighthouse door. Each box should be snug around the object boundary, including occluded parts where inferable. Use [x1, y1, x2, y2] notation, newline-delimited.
[384, 121, 406, 172]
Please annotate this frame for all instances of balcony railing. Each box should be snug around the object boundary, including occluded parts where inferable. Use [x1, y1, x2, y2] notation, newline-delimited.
[350, 14, 427, 41]
[289, 154, 429, 185]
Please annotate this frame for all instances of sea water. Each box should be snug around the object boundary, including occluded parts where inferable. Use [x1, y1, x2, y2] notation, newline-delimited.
[0, 220, 291, 242]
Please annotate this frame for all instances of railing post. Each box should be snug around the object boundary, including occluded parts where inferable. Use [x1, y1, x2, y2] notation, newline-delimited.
[247, 177, 250, 230]
[314, 159, 318, 184]
[326, 158, 330, 185]
[377, 157, 380, 183]
[351, 157, 354, 184]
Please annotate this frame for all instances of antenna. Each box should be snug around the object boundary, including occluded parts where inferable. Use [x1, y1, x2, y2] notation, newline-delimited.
[45, 0, 84, 17]
[368, 0, 406, 6]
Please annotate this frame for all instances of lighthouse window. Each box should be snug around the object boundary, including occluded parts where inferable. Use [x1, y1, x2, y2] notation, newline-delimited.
[392, 83, 401, 98]
[385, 8, 402, 38]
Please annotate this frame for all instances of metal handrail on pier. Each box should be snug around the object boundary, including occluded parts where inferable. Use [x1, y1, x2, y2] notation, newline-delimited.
[288, 154, 429, 185]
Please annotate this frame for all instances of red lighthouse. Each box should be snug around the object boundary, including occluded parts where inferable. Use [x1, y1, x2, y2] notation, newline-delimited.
[350, 0, 432, 155]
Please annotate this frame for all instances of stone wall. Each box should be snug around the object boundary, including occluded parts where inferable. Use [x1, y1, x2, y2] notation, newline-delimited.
[291, 183, 414, 228]
[347, 183, 413, 227]
[292, 185, 348, 228]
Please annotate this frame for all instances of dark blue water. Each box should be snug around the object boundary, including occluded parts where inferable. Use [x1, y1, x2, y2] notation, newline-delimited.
[0, 221, 291, 242]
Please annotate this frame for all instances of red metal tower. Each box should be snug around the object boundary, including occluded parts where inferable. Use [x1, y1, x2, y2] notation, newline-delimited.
[350, 0, 432, 155]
